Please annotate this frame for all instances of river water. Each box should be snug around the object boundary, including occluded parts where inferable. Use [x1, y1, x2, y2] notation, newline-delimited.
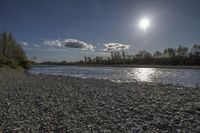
[29, 65, 200, 88]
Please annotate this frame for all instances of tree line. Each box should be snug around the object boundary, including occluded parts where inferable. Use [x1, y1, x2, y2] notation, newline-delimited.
[41, 44, 200, 66]
[0, 31, 31, 68]
[84, 45, 200, 65]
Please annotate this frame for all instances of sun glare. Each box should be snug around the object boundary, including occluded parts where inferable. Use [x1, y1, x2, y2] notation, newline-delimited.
[139, 18, 150, 31]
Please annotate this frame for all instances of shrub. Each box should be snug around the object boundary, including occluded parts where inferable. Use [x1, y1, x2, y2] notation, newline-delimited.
[0, 31, 31, 69]
[17, 60, 32, 69]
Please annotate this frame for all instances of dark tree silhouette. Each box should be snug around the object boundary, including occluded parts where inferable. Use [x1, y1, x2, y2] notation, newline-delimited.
[0, 31, 31, 68]
[40, 44, 200, 66]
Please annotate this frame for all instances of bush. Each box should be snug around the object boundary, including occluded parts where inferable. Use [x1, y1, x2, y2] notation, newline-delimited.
[0, 31, 31, 69]
[0, 55, 32, 69]
[17, 60, 32, 69]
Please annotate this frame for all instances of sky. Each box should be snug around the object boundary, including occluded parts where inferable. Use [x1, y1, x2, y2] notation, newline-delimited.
[0, 0, 200, 62]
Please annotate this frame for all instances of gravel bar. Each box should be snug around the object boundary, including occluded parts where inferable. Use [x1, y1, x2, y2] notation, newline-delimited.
[0, 67, 200, 132]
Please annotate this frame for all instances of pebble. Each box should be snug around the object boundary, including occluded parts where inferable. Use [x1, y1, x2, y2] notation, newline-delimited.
[0, 67, 200, 132]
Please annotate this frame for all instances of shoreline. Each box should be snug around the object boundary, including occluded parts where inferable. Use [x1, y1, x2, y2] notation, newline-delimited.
[0, 67, 200, 132]
[33, 64, 200, 69]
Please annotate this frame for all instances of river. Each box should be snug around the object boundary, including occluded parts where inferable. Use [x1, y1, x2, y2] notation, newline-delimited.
[29, 65, 200, 88]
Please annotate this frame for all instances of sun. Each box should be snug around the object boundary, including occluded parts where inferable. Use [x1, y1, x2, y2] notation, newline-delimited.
[139, 18, 150, 31]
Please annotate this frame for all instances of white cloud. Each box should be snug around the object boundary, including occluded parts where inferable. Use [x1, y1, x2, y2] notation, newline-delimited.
[44, 39, 94, 51]
[33, 44, 40, 48]
[20, 41, 41, 48]
[103, 43, 130, 51]
[44, 39, 62, 47]
[21, 41, 28, 46]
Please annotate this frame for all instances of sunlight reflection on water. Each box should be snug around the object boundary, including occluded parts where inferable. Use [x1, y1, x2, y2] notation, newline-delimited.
[126, 68, 157, 82]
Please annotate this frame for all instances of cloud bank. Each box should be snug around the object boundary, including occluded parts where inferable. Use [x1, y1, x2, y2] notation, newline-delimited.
[44, 39, 94, 51]
[21, 40, 129, 53]
[103, 43, 129, 51]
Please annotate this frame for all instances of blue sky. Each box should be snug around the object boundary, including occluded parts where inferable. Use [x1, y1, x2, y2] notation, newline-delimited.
[0, 0, 200, 62]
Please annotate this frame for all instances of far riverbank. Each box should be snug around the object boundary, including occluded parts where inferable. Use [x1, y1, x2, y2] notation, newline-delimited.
[33, 64, 200, 69]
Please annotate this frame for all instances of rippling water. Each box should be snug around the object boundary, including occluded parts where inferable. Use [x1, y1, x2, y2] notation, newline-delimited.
[29, 65, 200, 87]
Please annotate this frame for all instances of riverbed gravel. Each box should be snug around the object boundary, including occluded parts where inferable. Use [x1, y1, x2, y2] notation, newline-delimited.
[0, 67, 200, 132]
